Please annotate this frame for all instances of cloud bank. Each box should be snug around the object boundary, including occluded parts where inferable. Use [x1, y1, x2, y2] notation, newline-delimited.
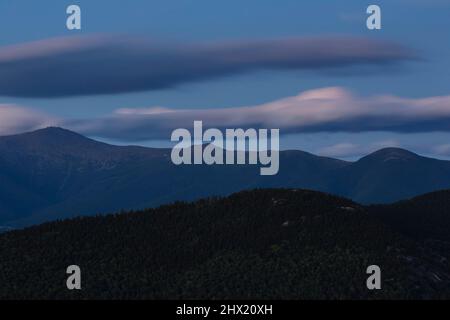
[2, 87, 450, 141]
[0, 35, 415, 97]
[63, 87, 450, 140]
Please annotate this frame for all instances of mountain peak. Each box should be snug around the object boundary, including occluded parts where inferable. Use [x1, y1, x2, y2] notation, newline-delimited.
[27, 126, 86, 139]
[372, 147, 418, 156]
[35, 126, 71, 133]
[0, 126, 108, 156]
[19, 126, 99, 143]
[360, 147, 421, 163]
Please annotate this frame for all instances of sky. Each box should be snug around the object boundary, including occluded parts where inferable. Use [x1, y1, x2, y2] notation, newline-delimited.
[0, 0, 450, 159]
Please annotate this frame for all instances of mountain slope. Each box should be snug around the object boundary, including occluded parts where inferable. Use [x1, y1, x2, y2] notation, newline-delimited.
[0, 128, 347, 226]
[0, 128, 171, 224]
[337, 148, 450, 203]
[371, 190, 450, 244]
[0, 189, 448, 299]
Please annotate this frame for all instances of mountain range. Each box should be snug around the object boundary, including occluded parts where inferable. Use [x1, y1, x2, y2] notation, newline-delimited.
[2, 127, 450, 227]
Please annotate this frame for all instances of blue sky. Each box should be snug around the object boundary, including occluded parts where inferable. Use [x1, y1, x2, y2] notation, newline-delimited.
[0, 0, 450, 159]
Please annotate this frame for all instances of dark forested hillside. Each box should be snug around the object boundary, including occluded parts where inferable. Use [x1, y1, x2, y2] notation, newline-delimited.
[371, 190, 450, 244]
[0, 189, 449, 300]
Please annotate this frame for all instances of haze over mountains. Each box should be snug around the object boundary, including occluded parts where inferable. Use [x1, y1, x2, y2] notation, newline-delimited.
[2, 127, 450, 227]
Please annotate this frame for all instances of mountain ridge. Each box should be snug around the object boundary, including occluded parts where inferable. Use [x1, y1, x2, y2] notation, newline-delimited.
[0, 127, 436, 162]
[2, 127, 450, 227]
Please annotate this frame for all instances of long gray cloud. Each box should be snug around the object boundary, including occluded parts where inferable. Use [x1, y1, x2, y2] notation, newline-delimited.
[0, 35, 415, 97]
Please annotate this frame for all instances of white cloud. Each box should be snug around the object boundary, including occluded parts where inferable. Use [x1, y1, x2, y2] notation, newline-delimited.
[433, 144, 450, 156]
[0, 104, 59, 136]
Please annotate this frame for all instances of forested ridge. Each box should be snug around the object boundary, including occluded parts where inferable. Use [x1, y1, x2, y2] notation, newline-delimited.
[0, 188, 449, 300]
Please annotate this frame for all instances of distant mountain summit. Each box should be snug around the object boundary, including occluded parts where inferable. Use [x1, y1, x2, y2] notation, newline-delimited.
[359, 147, 422, 162]
[1, 128, 450, 227]
[0, 127, 166, 160]
[17, 126, 87, 140]
[340, 147, 450, 203]
[0, 127, 99, 150]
